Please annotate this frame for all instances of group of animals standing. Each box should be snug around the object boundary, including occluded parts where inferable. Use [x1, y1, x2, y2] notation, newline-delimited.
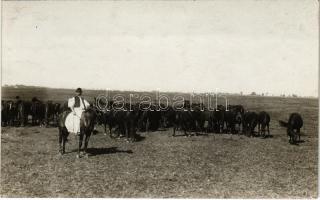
[2, 96, 304, 157]
[1, 97, 62, 127]
[94, 100, 303, 145]
[97, 102, 272, 138]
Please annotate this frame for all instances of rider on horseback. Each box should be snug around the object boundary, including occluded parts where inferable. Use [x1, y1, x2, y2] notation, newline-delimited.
[68, 88, 90, 135]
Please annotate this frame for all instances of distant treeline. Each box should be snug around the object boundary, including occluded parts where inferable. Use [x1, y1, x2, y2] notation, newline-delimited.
[1, 85, 316, 107]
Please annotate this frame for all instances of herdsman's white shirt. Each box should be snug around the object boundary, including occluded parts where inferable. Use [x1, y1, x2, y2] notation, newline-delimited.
[66, 96, 90, 133]
[68, 96, 90, 114]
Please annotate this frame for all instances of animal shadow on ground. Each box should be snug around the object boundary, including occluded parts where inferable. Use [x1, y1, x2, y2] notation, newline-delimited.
[261, 135, 273, 139]
[86, 147, 133, 156]
[289, 140, 305, 146]
[171, 132, 208, 137]
[134, 134, 146, 142]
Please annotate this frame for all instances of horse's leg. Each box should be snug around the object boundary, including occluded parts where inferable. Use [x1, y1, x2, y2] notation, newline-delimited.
[62, 130, 69, 154]
[244, 125, 247, 136]
[58, 128, 63, 154]
[288, 129, 293, 144]
[195, 121, 199, 136]
[127, 123, 132, 142]
[146, 119, 149, 133]
[32, 115, 35, 126]
[84, 133, 91, 156]
[46, 116, 49, 128]
[109, 124, 112, 135]
[129, 122, 135, 142]
[251, 125, 255, 137]
[132, 120, 136, 141]
[18, 116, 24, 127]
[173, 125, 176, 137]
[297, 128, 300, 142]
[186, 123, 191, 137]
[32, 114, 35, 126]
[267, 123, 270, 136]
[181, 123, 186, 137]
[226, 123, 229, 134]
[125, 122, 129, 142]
[104, 122, 107, 134]
[77, 133, 84, 158]
[242, 123, 245, 136]
[293, 130, 298, 144]
[220, 121, 224, 133]
[64, 131, 69, 153]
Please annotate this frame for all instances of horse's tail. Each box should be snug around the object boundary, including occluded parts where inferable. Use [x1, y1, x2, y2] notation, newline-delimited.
[279, 120, 288, 127]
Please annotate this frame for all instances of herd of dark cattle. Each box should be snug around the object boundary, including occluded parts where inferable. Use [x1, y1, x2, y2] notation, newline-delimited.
[2, 97, 303, 145]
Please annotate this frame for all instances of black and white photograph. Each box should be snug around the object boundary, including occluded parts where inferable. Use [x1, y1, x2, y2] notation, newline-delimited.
[1, 0, 318, 198]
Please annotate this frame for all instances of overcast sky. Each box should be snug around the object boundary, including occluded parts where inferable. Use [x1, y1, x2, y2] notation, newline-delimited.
[3, 0, 318, 96]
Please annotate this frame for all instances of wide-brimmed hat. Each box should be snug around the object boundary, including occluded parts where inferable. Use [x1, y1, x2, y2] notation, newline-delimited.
[75, 88, 82, 94]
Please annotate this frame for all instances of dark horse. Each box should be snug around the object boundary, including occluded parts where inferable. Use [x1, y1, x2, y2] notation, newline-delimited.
[173, 110, 196, 137]
[279, 113, 303, 144]
[16, 100, 32, 127]
[102, 103, 141, 142]
[257, 111, 271, 137]
[242, 111, 258, 137]
[58, 108, 97, 158]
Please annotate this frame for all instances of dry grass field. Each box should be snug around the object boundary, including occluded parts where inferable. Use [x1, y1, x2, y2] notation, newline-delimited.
[1, 86, 318, 198]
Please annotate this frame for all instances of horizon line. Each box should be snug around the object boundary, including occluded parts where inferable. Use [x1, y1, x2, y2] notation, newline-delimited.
[1, 83, 318, 98]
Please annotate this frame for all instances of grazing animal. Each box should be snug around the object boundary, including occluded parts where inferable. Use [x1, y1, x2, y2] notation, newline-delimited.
[213, 109, 225, 133]
[173, 110, 195, 137]
[191, 104, 206, 134]
[125, 105, 141, 142]
[44, 101, 55, 127]
[16, 101, 32, 127]
[224, 110, 242, 134]
[109, 109, 129, 138]
[149, 104, 162, 131]
[137, 109, 150, 132]
[58, 108, 97, 157]
[242, 111, 258, 137]
[44, 102, 61, 127]
[160, 106, 176, 129]
[102, 103, 140, 142]
[199, 110, 215, 133]
[137, 104, 162, 132]
[279, 113, 303, 144]
[257, 111, 270, 137]
[30, 98, 45, 126]
[1, 100, 7, 126]
[3, 101, 17, 126]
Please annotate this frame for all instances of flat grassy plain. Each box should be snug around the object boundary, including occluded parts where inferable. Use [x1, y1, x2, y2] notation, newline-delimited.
[1, 86, 318, 198]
